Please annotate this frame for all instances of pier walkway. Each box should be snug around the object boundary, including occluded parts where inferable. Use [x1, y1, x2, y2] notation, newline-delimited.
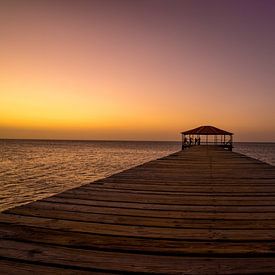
[1, 146, 275, 274]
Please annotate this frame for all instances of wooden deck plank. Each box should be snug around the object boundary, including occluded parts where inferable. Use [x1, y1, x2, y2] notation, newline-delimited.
[2, 239, 275, 274]
[7, 207, 275, 229]
[1, 146, 275, 274]
[54, 191, 275, 206]
[0, 259, 98, 275]
[26, 199, 275, 213]
[9, 200, 275, 220]
[103, 178, 275, 184]
[2, 213, 275, 240]
[82, 183, 275, 192]
[2, 223, 275, 256]
[75, 185, 275, 195]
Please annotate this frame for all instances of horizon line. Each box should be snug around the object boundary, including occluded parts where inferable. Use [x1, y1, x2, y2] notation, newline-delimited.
[1, 137, 275, 143]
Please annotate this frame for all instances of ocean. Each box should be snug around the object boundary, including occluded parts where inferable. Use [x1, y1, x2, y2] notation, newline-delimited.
[0, 139, 275, 211]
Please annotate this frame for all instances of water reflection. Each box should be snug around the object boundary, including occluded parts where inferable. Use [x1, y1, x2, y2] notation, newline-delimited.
[0, 140, 180, 211]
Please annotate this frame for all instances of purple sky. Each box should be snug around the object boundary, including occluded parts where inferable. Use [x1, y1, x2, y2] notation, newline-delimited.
[0, 0, 275, 141]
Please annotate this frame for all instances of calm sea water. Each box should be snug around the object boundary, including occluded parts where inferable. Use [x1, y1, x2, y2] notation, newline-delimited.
[0, 139, 180, 211]
[0, 139, 274, 211]
[234, 142, 275, 166]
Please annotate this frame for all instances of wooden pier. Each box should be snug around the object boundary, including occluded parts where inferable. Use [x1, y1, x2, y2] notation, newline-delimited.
[1, 146, 275, 274]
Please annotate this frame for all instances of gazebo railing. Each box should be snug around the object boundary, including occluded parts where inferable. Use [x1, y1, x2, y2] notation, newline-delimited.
[181, 134, 233, 150]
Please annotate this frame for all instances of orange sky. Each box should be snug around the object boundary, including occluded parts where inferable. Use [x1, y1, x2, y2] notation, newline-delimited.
[1, 1, 275, 141]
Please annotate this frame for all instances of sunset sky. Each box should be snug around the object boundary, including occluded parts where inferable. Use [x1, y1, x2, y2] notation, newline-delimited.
[1, 0, 274, 141]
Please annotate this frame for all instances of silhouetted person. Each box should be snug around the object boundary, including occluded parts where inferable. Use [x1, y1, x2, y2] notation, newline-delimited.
[189, 137, 193, 145]
[198, 137, 201, 145]
[184, 137, 188, 145]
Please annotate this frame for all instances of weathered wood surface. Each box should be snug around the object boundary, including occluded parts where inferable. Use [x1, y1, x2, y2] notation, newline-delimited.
[1, 146, 275, 274]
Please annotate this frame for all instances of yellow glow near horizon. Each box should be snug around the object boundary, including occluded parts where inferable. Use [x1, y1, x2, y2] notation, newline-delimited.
[0, 74, 181, 132]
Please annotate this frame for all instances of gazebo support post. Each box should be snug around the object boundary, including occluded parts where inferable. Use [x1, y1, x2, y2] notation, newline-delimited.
[229, 135, 233, 151]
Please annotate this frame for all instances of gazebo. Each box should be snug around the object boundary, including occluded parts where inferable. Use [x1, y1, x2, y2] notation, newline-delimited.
[181, 125, 233, 151]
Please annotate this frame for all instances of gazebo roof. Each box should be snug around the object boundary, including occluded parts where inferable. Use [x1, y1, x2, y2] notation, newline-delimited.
[181, 125, 233, 135]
